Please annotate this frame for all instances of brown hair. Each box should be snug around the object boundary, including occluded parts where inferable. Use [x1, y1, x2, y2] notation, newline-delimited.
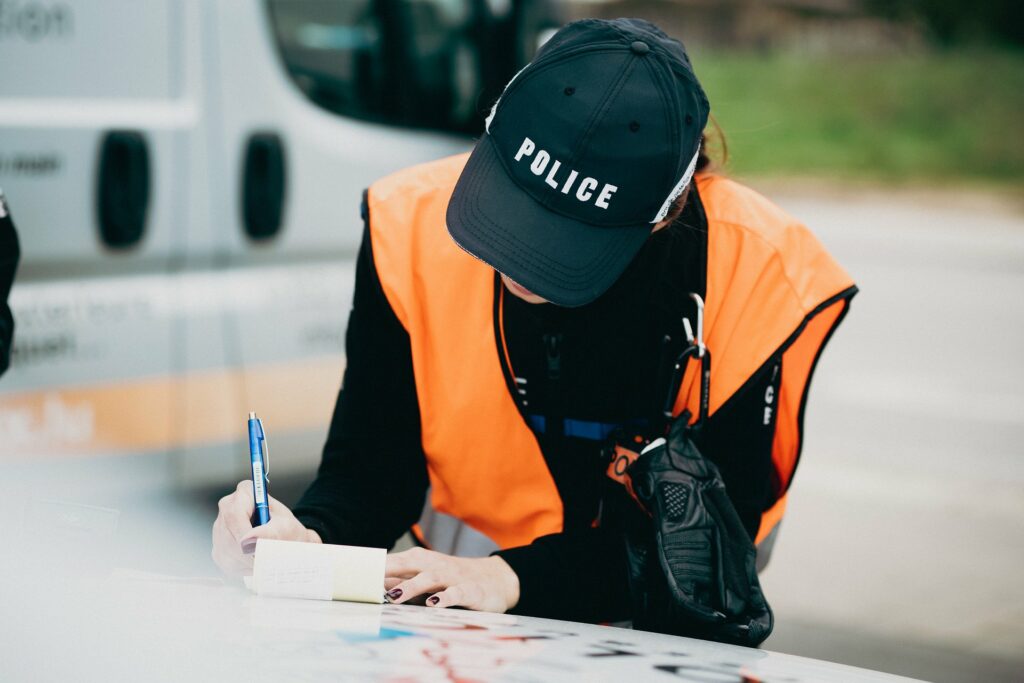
[696, 116, 728, 174]
[660, 117, 727, 224]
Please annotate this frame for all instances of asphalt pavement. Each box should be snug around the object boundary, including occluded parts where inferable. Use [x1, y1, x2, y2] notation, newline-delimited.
[753, 183, 1024, 683]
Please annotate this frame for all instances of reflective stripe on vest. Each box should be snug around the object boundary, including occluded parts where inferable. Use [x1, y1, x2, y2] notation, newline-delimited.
[368, 154, 856, 559]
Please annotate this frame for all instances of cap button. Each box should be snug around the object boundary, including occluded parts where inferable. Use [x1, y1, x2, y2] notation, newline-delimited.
[630, 40, 650, 55]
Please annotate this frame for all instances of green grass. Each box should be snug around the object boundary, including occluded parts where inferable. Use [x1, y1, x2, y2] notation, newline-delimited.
[693, 49, 1024, 185]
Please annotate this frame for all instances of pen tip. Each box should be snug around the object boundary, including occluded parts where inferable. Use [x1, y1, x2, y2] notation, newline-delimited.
[248, 411, 256, 420]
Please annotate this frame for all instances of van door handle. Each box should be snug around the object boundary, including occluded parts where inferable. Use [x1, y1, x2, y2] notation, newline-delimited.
[97, 130, 150, 249]
[241, 132, 287, 241]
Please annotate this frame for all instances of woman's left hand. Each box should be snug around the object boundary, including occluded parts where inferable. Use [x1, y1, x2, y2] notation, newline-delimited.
[384, 547, 520, 613]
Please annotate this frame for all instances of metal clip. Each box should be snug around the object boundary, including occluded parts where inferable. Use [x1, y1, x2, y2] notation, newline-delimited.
[258, 418, 270, 481]
[688, 293, 706, 358]
[662, 293, 712, 428]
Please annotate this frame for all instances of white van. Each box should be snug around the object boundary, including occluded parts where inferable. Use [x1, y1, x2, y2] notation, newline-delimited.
[0, 0, 558, 486]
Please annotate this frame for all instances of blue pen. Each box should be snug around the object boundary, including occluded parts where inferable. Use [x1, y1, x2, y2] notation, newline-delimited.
[247, 411, 271, 526]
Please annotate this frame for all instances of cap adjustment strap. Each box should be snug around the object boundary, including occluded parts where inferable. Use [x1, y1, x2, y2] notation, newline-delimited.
[650, 142, 701, 224]
[485, 65, 529, 134]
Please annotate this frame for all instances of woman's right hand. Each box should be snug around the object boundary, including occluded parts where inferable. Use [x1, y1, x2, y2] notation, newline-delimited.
[211, 479, 321, 576]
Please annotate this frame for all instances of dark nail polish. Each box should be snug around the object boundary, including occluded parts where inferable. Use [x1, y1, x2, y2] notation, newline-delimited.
[427, 596, 440, 606]
[240, 538, 257, 555]
[386, 588, 403, 601]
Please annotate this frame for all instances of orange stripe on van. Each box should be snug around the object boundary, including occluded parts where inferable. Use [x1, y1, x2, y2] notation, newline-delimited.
[0, 355, 344, 457]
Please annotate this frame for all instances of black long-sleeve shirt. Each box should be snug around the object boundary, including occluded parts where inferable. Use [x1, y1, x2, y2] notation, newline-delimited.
[294, 187, 780, 623]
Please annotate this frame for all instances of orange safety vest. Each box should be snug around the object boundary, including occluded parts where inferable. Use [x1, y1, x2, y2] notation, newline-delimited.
[367, 153, 855, 562]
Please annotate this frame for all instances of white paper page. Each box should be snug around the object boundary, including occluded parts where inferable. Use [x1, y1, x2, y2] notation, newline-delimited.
[252, 539, 385, 603]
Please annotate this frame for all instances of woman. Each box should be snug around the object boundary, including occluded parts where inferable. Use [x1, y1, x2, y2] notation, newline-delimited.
[212, 18, 856, 626]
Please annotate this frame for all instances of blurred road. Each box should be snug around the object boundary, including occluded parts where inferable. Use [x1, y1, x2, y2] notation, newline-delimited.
[755, 184, 1024, 683]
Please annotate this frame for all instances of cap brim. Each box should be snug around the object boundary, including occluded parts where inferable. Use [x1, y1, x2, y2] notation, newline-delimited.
[447, 135, 652, 307]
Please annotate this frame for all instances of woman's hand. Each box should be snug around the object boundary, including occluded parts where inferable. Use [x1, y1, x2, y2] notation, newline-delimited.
[211, 479, 321, 576]
[384, 547, 520, 613]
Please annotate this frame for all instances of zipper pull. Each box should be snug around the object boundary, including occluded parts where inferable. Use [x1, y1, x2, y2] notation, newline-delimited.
[544, 332, 563, 381]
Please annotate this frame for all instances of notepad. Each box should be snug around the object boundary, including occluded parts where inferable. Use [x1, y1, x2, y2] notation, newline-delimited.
[250, 539, 385, 604]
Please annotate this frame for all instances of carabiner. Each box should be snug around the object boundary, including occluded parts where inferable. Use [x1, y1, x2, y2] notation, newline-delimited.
[661, 293, 712, 428]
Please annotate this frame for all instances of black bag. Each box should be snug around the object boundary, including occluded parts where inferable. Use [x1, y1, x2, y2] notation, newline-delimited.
[622, 413, 774, 646]
[613, 293, 772, 646]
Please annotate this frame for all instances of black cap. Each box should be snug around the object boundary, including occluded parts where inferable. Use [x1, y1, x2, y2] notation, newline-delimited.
[447, 18, 710, 307]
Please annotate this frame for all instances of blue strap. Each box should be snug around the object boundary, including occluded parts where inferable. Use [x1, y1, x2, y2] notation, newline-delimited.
[526, 415, 649, 441]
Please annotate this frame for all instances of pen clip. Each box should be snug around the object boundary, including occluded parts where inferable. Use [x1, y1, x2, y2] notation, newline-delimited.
[257, 418, 270, 480]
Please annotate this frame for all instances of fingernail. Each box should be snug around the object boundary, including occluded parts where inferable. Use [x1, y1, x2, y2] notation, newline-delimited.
[385, 588, 403, 601]
[427, 596, 440, 606]
[240, 538, 257, 555]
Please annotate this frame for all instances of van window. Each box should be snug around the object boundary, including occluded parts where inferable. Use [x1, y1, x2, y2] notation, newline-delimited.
[266, 0, 559, 133]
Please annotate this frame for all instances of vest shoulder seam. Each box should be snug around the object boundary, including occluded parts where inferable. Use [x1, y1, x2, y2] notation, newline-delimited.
[709, 216, 809, 316]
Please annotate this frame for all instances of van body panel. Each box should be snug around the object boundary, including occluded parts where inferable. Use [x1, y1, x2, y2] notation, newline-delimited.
[0, 0, 561, 487]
